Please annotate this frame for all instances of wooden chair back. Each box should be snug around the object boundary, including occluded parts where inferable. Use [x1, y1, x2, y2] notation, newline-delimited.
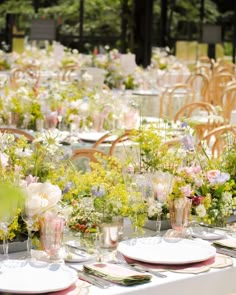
[159, 83, 195, 120]
[0, 127, 35, 142]
[200, 125, 236, 158]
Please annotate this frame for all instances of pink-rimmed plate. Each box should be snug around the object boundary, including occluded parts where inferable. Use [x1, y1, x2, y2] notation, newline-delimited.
[0, 260, 77, 294]
[117, 237, 216, 265]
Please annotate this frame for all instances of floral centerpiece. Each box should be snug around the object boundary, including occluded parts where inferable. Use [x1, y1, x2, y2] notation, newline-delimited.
[67, 154, 148, 234]
[0, 130, 74, 241]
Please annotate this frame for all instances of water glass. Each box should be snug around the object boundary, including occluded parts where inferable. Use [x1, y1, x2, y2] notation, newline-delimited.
[40, 213, 65, 262]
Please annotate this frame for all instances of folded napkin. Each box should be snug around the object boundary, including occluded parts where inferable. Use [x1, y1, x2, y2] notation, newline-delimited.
[214, 238, 236, 249]
[83, 263, 151, 286]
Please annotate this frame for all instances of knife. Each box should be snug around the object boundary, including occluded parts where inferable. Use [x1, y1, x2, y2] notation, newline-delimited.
[67, 265, 112, 289]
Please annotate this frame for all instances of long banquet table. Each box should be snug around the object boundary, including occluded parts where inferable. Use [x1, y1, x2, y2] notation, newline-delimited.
[2, 221, 236, 295]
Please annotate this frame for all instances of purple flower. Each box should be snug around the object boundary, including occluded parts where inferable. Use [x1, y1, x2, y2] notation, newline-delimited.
[62, 182, 73, 194]
[181, 135, 195, 151]
[207, 170, 230, 185]
[91, 186, 105, 197]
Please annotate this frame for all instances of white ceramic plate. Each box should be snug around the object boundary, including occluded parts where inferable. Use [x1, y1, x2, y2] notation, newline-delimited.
[64, 251, 94, 263]
[117, 237, 216, 265]
[0, 260, 77, 294]
[132, 90, 160, 96]
[78, 132, 117, 143]
[190, 227, 226, 240]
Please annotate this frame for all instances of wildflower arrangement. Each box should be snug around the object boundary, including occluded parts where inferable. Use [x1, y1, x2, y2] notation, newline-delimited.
[0, 130, 75, 241]
[67, 154, 148, 234]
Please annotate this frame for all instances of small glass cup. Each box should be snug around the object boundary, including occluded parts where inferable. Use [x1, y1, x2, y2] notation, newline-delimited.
[40, 212, 65, 262]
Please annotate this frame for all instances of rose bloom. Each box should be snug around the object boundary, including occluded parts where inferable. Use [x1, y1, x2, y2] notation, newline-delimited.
[192, 196, 204, 206]
[24, 182, 62, 216]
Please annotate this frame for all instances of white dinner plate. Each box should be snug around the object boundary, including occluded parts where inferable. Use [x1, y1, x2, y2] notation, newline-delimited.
[132, 89, 160, 96]
[0, 260, 77, 294]
[117, 237, 216, 265]
[78, 132, 117, 143]
[190, 227, 226, 240]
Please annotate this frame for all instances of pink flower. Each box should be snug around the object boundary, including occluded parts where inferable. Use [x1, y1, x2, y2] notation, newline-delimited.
[180, 184, 192, 197]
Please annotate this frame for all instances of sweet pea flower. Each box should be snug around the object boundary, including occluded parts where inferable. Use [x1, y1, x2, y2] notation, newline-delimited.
[180, 184, 192, 197]
[207, 170, 230, 185]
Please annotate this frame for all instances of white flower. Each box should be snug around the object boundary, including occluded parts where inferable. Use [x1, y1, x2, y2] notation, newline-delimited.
[0, 152, 9, 168]
[82, 72, 93, 81]
[222, 192, 232, 203]
[24, 182, 62, 216]
[196, 204, 206, 218]
[15, 148, 33, 157]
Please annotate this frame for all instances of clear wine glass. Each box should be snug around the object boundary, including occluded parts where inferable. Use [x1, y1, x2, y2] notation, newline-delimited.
[0, 208, 17, 262]
[151, 171, 174, 237]
[125, 173, 154, 242]
[21, 197, 40, 260]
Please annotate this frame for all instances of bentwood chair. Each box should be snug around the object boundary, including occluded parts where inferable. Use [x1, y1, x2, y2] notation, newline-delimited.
[9, 65, 41, 90]
[186, 72, 209, 100]
[0, 127, 35, 142]
[221, 83, 236, 124]
[159, 83, 195, 120]
[204, 73, 235, 105]
[200, 125, 236, 158]
[71, 148, 108, 172]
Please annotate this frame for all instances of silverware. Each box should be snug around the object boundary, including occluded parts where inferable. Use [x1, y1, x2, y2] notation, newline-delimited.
[129, 264, 167, 278]
[215, 247, 236, 258]
[67, 265, 112, 289]
[110, 253, 167, 278]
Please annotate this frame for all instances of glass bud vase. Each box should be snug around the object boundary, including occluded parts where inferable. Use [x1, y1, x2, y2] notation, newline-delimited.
[168, 197, 192, 234]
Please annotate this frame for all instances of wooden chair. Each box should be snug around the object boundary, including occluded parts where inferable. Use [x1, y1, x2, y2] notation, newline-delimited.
[9, 65, 40, 90]
[174, 102, 218, 141]
[200, 125, 236, 158]
[71, 148, 108, 172]
[0, 127, 35, 142]
[186, 72, 209, 99]
[159, 83, 195, 120]
[109, 130, 133, 156]
[61, 65, 79, 82]
[92, 132, 113, 149]
[221, 83, 236, 124]
[204, 73, 235, 105]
